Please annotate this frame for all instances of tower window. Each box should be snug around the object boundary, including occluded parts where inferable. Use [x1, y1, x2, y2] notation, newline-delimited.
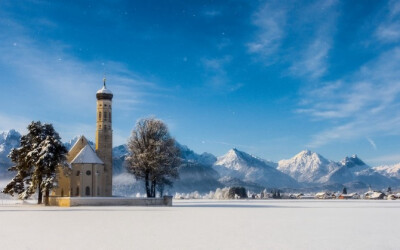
[99, 112, 102, 121]
[85, 186, 91, 196]
[104, 111, 107, 121]
[109, 112, 111, 122]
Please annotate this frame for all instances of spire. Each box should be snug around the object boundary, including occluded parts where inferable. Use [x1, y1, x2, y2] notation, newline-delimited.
[103, 76, 106, 88]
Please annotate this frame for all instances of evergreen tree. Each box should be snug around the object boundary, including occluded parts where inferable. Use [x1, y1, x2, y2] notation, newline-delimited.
[3, 121, 67, 204]
[342, 187, 347, 194]
[126, 118, 181, 197]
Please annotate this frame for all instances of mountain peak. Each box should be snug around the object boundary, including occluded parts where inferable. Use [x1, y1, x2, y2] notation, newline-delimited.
[278, 150, 339, 183]
[341, 155, 367, 168]
[0, 129, 21, 141]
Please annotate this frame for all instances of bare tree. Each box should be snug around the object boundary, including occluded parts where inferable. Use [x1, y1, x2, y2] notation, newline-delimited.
[126, 118, 180, 197]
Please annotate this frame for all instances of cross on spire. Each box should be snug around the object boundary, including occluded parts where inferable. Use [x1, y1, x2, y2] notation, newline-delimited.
[103, 76, 106, 87]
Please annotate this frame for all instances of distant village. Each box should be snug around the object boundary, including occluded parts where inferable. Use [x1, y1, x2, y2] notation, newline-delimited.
[174, 186, 400, 200]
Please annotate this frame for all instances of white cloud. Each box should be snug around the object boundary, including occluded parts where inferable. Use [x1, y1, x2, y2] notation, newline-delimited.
[375, 0, 400, 43]
[202, 56, 243, 92]
[247, 0, 338, 79]
[247, 1, 287, 62]
[367, 137, 377, 150]
[301, 47, 400, 147]
[289, 0, 338, 79]
[0, 13, 164, 143]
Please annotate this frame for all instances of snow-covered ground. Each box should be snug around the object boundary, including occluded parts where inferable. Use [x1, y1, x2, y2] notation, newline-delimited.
[0, 199, 399, 250]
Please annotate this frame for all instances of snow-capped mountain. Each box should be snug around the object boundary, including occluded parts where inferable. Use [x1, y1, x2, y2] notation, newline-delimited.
[373, 163, 400, 180]
[326, 155, 398, 188]
[214, 148, 298, 188]
[326, 155, 370, 184]
[64, 136, 95, 150]
[0, 130, 21, 177]
[112, 144, 129, 174]
[177, 143, 217, 166]
[1, 129, 398, 193]
[278, 150, 340, 183]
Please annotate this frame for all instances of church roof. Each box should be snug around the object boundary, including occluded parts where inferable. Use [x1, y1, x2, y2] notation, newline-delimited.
[71, 145, 104, 165]
[96, 85, 112, 95]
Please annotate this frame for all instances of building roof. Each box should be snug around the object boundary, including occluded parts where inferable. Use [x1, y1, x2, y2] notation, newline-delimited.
[96, 85, 112, 95]
[71, 144, 104, 164]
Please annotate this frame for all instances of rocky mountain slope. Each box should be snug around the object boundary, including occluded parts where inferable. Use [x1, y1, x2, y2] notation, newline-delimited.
[214, 148, 299, 189]
[0, 130, 21, 177]
[278, 150, 340, 183]
[1, 129, 399, 193]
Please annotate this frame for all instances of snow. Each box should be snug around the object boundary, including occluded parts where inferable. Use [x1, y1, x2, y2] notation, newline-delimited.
[0, 199, 399, 250]
[214, 148, 297, 188]
[97, 85, 112, 94]
[278, 150, 341, 183]
[70, 145, 104, 164]
[374, 164, 400, 179]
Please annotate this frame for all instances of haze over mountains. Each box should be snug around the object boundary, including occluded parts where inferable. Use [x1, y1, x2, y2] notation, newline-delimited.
[1, 130, 400, 194]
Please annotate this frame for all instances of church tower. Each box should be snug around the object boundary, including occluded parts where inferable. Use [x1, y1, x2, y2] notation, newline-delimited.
[95, 78, 113, 196]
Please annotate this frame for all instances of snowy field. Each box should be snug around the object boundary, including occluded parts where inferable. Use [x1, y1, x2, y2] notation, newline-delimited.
[0, 199, 399, 250]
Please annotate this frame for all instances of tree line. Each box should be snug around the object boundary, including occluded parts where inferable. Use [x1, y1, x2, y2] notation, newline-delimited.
[2, 117, 181, 204]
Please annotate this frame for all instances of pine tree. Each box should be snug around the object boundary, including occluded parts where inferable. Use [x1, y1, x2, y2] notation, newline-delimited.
[342, 187, 347, 194]
[3, 121, 67, 204]
[126, 118, 181, 198]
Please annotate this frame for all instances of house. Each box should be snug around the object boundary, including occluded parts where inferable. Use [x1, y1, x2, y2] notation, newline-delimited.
[364, 191, 385, 200]
[315, 192, 336, 199]
[338, 193, 360, 199]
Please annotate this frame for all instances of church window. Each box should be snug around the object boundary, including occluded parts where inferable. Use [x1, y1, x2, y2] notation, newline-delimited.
[104, 111, 107, 121]
[85, 186, 90, 196]
[76, 171, 80, 176]
[61, 189, 64, 197]
[76, 187, 80, 196]
[99, 112, 102, 121]
[86, 170, 91, 176]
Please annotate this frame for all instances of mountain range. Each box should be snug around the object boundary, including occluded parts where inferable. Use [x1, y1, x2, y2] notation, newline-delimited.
[1, 130, 399, 194]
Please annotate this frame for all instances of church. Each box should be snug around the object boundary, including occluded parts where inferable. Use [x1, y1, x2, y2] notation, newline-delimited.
[52, 80, 114, 197]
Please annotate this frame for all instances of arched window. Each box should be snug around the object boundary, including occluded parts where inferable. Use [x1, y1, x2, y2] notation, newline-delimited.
[61, 189, 64, 197]
[76, 171, 80, 176]
[85, 186, 90, 196]
[99, 112, 102, 121]
[76, 186, 80, 196]
[104, 111, 107, 121]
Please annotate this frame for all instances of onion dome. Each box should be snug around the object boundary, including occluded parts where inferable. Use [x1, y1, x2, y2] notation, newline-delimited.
[96, 78, 113, 100]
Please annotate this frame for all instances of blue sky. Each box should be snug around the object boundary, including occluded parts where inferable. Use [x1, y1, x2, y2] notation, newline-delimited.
[1, 0, 400, 165]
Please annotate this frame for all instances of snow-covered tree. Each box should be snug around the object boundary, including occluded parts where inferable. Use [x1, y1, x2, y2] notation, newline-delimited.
[126, 118, 181, 198]
[2, 121, 67, 204]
